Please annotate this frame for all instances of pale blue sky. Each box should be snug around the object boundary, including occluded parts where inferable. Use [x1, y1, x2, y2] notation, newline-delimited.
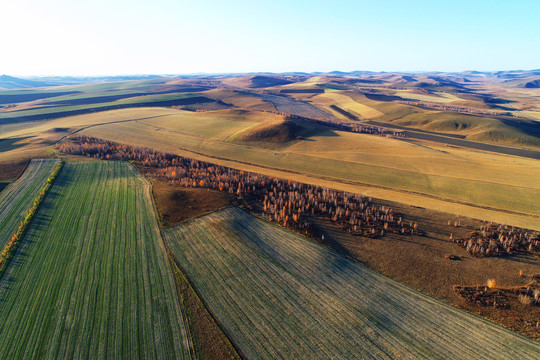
[1, 0, 538, 76]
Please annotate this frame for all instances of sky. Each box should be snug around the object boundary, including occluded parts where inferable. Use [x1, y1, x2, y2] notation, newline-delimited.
[1, 0, 539, 76]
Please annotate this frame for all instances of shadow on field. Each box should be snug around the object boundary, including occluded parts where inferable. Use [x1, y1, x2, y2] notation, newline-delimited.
[503, 254, 540, 266]
[229, 208, 364, 277]
[311, 129, 339, 138]
[0, 137, 32, 153]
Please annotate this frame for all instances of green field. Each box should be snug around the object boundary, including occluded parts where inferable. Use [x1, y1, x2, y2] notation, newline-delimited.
[0, 161, 191, 359]
[165, 207, 540, 359]
[0, 159, 59, 249]
[0, 92, 202, 122]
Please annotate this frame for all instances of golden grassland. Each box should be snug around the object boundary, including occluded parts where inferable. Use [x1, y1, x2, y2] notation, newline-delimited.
[393, 90, 463, 103]
[62, 109, 539, 229]
[310, 90, 384, 119]
[2, 107, 539, 230]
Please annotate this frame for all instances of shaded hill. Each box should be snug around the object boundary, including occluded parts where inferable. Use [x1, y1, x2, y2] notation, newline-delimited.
[0, 75, 52, 89]
[249, 76, 293, 88]
[0, 91, 81, 104]
[524, 79, 540, 88]
[231, 120, 305, 144]
[495, 70, 540, 79]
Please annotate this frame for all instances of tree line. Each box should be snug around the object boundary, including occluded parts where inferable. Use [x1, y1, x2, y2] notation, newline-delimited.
[58, 136, 420, 238]
[450, 223, 540, 257]
[0, 161, 63, 277]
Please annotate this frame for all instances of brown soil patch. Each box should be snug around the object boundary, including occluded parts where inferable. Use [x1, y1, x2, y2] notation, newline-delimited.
[308, 199, 540, 340]
[168, 255, 240, 360]
[139, 166, 233, 226]
[0, 159, 29, 181]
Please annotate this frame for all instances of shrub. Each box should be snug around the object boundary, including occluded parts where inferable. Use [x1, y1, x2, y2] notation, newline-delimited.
[518, 294, 533, 306]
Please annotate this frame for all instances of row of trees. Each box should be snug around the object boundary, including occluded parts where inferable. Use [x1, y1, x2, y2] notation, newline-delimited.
[394, 100, 503, 117]
[58, 136, 420, 238]
[451, 223, 540, 257]
[0, 161, 63, 276]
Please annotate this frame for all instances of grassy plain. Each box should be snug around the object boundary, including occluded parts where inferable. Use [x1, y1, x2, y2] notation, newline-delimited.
[68, 111, 540, 229]
[204, 89, 276, 111]
[166, 207, 540, 359]
[2, 104, 537, 229]
[311, 90, 384, 119]
[0, 160, 59, 249]
[0, 161, 191, 359]
[0, 92, 203, 124]
[1, 76, 539, 231]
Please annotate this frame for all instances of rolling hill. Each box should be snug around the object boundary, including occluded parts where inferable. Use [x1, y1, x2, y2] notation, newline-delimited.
[0, 75, 52, 90]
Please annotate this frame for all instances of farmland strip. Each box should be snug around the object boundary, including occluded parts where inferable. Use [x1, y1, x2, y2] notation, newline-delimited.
[165, 207, 540, 359]
[0, 160, 62, 278]
[0, 161, 192, 359]
[0, 159, 60, 250]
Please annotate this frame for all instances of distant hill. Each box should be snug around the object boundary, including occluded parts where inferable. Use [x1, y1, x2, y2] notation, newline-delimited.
[494, 70, 540, 80]
[0, 75, 171, 89]
[524, 79, 540, 88]
[249, 75, 293, 88]
[0, 75, 52, 89]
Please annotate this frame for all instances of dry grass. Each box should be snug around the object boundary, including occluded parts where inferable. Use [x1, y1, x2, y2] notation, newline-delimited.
[165, 207, 540, 358]
[3, 105, 539, 229]
[312, 90, 384, 119]
[519, 294, 533, 306]
[227, 119, 305, 145]
[168, 255, 240, 360]
[0, 159, 29, 181]
[307, 198, 540, 339]
[204, 89, 276, 111]
[72, 117, 540, 230]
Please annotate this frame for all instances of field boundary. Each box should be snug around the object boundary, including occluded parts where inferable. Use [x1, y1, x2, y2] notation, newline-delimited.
[140, 164, 240, 359]
[132, 164, 196, 358]
[0, 160, 63, 278]
[167, 249, 245, 360]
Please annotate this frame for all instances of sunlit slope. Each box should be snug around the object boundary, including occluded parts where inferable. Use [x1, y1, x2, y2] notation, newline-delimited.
[0, 161, 191, 359]
[3, 105, 537, 229]
[0, 108, 285, 142]
[0, 159, 59, 249]
[166, 207, 540, 359]
[78, 114, 540, 223]
[311, 90, 384, 119]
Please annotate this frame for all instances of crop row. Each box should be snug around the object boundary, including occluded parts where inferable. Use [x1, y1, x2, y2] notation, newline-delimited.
[0, 161, 192, 359]
[0, 160, 60, 250]
[0, 160, 63, 277]
[165, 207, 540, 359]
